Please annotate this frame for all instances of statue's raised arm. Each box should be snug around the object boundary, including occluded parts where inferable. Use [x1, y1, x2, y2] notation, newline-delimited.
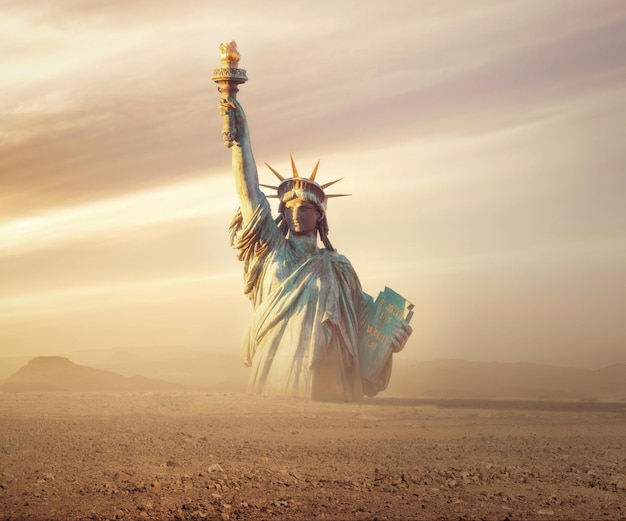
[219, 97, 264, 224]
[212, 40, 262, 224]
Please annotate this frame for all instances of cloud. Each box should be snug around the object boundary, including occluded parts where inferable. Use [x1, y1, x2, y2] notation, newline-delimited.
[0, 174, 236, 254]
[2, 1, 626, 364]
[0, 271, 238, 318]
[4, 1, 624, 219]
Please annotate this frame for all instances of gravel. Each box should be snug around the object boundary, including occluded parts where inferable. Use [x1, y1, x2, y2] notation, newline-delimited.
[1, 392, 625, 520]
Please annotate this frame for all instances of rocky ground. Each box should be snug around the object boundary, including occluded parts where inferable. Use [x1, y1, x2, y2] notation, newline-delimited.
[1, 393, 625, 520]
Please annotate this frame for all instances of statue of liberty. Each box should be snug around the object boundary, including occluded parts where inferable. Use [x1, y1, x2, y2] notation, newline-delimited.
[214, 42, 412, 401]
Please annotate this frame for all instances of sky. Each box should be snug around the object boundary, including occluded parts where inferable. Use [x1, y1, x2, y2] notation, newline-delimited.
[1, 0, 625, 368]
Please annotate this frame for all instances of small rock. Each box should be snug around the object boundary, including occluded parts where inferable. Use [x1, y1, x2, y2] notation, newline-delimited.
[114, 471, 132, 481]
[207, 464, 224, 473]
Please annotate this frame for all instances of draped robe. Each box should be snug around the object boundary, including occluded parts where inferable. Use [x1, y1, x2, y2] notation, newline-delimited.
[229, 197, 391, 401]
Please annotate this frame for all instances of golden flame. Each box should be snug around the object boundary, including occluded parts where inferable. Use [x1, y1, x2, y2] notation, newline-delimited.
[219, 40, 240, 64]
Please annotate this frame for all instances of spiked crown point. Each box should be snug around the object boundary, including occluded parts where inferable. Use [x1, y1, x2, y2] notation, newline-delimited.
[263, 156, 350, 211]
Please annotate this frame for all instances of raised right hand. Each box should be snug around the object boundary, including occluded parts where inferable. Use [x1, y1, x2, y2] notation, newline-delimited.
[219, 97, 248, 144]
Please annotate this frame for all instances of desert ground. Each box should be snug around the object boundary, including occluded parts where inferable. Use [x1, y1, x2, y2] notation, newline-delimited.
[1, 392, 625, 521]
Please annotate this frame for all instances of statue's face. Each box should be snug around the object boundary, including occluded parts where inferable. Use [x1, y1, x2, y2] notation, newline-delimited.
[284, 199, 321, 235]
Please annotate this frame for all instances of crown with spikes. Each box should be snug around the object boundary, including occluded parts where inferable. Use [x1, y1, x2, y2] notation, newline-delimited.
[259, 154, 350, 211]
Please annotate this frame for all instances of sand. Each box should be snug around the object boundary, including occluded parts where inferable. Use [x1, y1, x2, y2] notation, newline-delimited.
[1, 392, 625, 520]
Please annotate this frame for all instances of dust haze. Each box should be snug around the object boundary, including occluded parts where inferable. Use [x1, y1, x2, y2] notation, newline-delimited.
[3, 1, 626, 519]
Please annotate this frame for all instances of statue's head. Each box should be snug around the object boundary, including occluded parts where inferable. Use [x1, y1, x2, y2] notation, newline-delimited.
[283, 198, 323, 236]
[261, 155, 349, 251]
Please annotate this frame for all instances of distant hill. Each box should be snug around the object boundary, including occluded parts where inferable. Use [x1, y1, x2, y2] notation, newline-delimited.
[2, 354, 625, 401]
[386, 359, 626, 402]
[64, 348, 248, 392]
[0, 356, 186, 393]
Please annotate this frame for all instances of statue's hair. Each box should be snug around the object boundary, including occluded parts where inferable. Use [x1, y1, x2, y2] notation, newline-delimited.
[275, 201, 335, 252]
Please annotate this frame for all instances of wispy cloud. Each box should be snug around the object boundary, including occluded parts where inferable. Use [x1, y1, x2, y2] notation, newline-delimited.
[2, 1, 625, 363]
[0, 271, 238, 318]
[0, 174, 236, 254]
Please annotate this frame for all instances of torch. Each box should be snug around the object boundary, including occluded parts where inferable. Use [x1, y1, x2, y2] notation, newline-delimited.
[212, 41, 248, 148]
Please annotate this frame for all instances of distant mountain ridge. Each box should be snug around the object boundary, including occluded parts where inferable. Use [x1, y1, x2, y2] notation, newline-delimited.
[1, 355, 625, 401]
[0, 356, 186, 393]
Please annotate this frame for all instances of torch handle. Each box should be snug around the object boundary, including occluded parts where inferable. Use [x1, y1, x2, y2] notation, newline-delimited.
[218, 85, 239, 148]
[222, 104, 236, 148]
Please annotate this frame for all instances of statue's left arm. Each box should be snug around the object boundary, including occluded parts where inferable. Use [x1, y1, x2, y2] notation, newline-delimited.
[355, 285, 412, 354]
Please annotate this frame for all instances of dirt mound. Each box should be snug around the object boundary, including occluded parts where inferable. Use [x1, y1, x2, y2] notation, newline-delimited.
[0, 356, 186, 392]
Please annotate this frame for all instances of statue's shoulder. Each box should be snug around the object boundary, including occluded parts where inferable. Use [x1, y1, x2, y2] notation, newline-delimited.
[322, 249, 353, 267]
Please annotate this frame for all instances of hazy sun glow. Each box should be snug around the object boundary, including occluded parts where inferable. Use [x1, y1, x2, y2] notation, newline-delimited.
[1, 0, 625, 369]
[0, 272, 239, 318]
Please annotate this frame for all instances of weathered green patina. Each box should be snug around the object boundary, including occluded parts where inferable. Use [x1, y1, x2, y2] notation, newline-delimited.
[216, 43, 412, 401]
